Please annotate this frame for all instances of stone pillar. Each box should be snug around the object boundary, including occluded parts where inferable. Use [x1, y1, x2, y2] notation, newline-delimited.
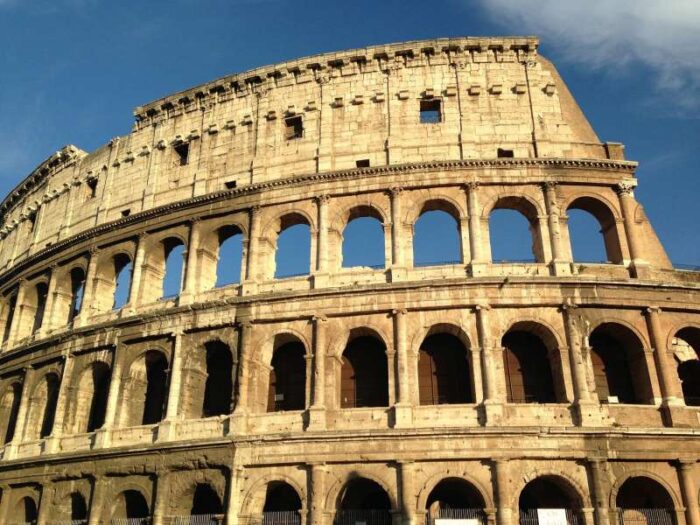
[37, 485, 54, 525]
[308, 315, 327, 430]
[231, 321, 252, 432]
[77, 248, 99, 324]
[5, 367, 34, 458]
[95, 344, 125, 448]
[466, 183, 487, 275]
[616, 181, 648, 276]
[45, 354, 75, 453]
[389, 187, 406, 280]
[152, 472, 169, 525]
[225, 466, 244, 525]
[181, 218, 202, 299]
[127, 233, 149, 307]
[587, 459, 610, 525]
[309, 463, 326, 525]
[677, 460, 700, 525]
[393, 309, 412, 426]
[542, 182, 570, 275]
[644, 307, 682, 406]
[476, 305, 502, 424]
[398, 461, 415, 525]
[40, 265, 59, 333]
[159, 331, 184, 441]
[493, 460, 511, 525]
[7, 279, 28, 346]
[314, 195, 331, 288]
[243, 206, 261, 294]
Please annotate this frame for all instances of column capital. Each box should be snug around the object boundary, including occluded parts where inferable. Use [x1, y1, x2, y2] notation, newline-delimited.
[392, 308, 408, 317]
[388, 186, 404, 197]
[645, 306, 662, 314]
[250, 204, 262, 214]
[237, 320, 254, 330]
[676, 459, 697, 469]
[315, 194, 331, 205]
[188, 216, 202, 225]
[541, 181, 558, 191]
[615, 180, 637, 196]
[312, 314, 328, 324]
[474, 303, 491, 312]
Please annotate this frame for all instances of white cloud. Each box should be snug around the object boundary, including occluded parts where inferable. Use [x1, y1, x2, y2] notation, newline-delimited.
[477, 0, 700, 115]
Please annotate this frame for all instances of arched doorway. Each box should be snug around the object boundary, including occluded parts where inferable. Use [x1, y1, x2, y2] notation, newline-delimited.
[268, 341, 306, 412]
[426, 478, 486, 525]
[672, 328, 700, 406]
[70, 491, 88, 522]
[262, 481, 302, 525]
[335, 478, 392, 525]
[112, 489, 150, 523]
[503, 331, 558, 403]
[518, 476, 582, 525]
[616, 477, 675, 525]
[12, 496, 38, 525]
[340, 335, 389, 408]
[186, 484, 225, 524]
[418, 334, 473, 405]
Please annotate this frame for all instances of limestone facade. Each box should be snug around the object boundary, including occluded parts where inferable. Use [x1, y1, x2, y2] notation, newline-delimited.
[0, 37, 696, 525]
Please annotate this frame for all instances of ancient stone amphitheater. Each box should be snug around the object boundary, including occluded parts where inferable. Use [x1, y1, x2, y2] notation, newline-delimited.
[0, 36, 697, 525]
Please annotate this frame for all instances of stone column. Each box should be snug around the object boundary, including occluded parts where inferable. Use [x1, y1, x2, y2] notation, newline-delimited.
[7, 279, 28, 346]
[644, 307, 681, 406]
[159, 331, 184, 441]
[542, 182, 570, 275]
[152, 472, 169, 525]
[466, 183, 487, 275]
[676, 460, 700, 525]
[231, 321, 252, 432]
[587, 459, 610, 525]
[314, 195, 331, 288]
[181, 218, 202, 298]
[393, 309, 412, 426]
[36, 486, 54, 525]
[243, 206, 261, 294]
[308, 315, 327, 430]
[95, 344, 125, 448]
[389, 187, 406, 280]
[493, 460, 511, 525]
[77, 248, 99, 324]
[616, 181, 648, 276]
[127, 233, 149, 307]
[398, 461, 415, 525]
[87, 477, 107, 525]
[309, 463, 326, 525]
[45, 354, 75, 453]
[225, 466, 244, 525]
[40, 265, 59, 333]
[5, 367, 34, 458]
[476, 305, 502, 424]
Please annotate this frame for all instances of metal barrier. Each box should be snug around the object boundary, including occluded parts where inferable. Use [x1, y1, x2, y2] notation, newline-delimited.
[54, 521, 88, 525]
[334, 509, 393, 525]
[172, 514, 225, 525]
[110, 518, 151, 525]
[618, 508, 675, 525]
[414, 260, 462, 268]
[262, 511, 302, 525]
[426, 508, 487, 525]
[519, 509, 580, 525]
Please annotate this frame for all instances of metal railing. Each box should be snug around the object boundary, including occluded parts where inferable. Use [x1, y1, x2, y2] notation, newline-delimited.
[414, 259, 462, 268]
[426, 508, 486, 525]
[54, 520, 88, 525]
[618, 508, 675, 525]
[334, 509, 393, 525]
[262, 511, 302, 525]
[519, 509, 580, 525]
[110, 518, 151, 525]
[172, 514, 225, 525]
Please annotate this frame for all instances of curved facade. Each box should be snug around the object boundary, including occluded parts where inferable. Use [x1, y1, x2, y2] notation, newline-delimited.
[0, 37, 697, 525]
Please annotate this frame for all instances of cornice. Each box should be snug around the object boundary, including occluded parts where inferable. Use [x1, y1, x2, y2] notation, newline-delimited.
[0, 157, 637, 287]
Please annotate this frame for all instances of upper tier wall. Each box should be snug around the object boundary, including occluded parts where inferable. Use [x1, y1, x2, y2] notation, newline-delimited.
[0, 37, 616, 271]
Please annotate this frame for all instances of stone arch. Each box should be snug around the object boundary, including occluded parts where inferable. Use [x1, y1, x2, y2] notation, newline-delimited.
[264, 332, 308, 413]
[405, 195, 465, 226]
[610, 471, 682, 510]
[669, 326, 700, 406]
[512, 470, 589, 510]
[417, 471, 494, 512]
[241, 473, 307, 517]
[410, 198, 464, 267]
[51, 259, 89, 325]
[263, 211, 314, 280]
[565, 195, 623, 264]
[501, 319, 568, 403]
[24, 370, 61, 440]
[335, 202, 389, 227]
[92, 242, 137, 312]
[410, 323, 473, 356]
[0, 379, 23, 444]
[338, 204, 387, 270]
[109, 487, 152, 521]
[485, 194, 545, 263]
[256, 327, 312, 368]
[325, 470, 398, 512]
[329, 324, 391, 360]
[166, 469, 228, 517]
[67, 358, 112, 434]
[118, 348, 170, 427]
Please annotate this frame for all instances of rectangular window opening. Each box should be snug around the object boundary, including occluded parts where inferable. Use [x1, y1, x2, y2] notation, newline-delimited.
[87, 178, 98, 199]
[356, 159, 370, 168]
[497, 148, 514, 158]
[121, 209, 131, 217]
[224, 180, 237, 189]
[285, 115, 304, 140]
[174, 142, 190, 166]
[420, 99, 442, 124]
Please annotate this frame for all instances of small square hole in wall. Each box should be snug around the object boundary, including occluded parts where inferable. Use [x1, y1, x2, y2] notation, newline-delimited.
[497, 148, 514, 158]
[174, 142, 190, 166]
[121, 209, 131, 217]
[285, 115, 304, 140]
[420, 99, 442, 124]
[224, 180, 237, 189]
[86, 178, 98, 199]
[356, 159, 370, 168]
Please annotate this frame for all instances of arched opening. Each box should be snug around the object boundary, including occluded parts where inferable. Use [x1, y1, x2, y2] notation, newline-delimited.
[426, 478, 486, 525]
[142, 351, 169, 425]
[267, 340, 306, 412]
[336, 478, 392, 525]
[567, 197, 622, 264]
[74, 361, 111, 433]
[275, 216, 311, 279]
[32, 281, 49, 333]
[340, 335, 388, 408]
[616, 477, 675, 525]
[413, 207, 461, 267]
[190, 483, 224, 522]
[263, 481, 302, 525]
[113, 253, 133, 309]
[2, 292, 17, 343]
[216, 225, 244, 287]
[418, 333, 473, 405]
[39, 373, 60, 438]
[342, 210, 385, 269]
[519, 476, 582, 525]
[202, 341, 234, 418]
[503, 330, 557, 403]
[112, 489, 150, 521]
[70, 491, 88, 521]
[489, 197, 542, 263]
[589, 324, 652, 405]
[14, 496, 38, 525]
[672, 328, 700, 406]
[0, 383, 22, 444]
[162, 237, 186, 299]
[68, 267, 86, 323]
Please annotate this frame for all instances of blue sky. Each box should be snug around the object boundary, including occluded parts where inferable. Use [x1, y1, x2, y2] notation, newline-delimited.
[0, 0, 698, 266]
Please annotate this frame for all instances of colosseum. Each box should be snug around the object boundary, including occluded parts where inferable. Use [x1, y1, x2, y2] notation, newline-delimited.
[0, 36, 696, 525]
